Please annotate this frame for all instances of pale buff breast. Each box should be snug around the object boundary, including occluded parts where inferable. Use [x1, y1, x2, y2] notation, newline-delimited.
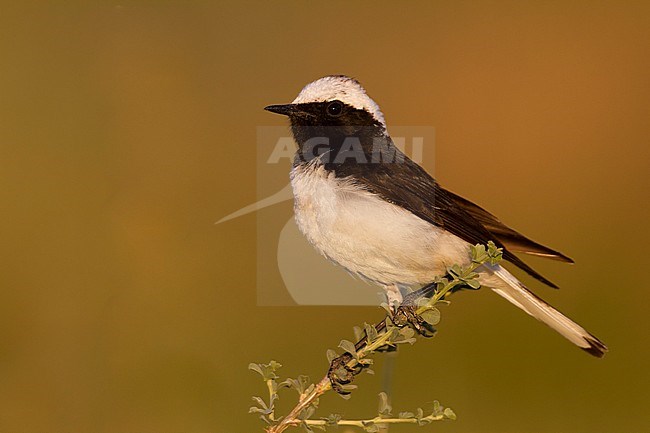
[290, 162, 472, 287]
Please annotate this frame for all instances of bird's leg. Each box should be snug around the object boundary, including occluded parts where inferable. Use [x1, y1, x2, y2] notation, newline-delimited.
[384, 284, 403, 309]
[392, 282, 437, 337]
[402, 281, 438, 304]
[327, 283, 437, 394]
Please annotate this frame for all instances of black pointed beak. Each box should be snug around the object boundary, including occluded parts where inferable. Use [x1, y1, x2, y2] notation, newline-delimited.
[264, 104, 297, 116]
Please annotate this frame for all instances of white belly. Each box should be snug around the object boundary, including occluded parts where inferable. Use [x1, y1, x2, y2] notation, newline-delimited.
[290, 162, 471, 287]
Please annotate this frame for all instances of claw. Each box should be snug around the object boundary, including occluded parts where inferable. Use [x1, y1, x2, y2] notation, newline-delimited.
[393, 304, 436, 338]
[327, 353, 356, 394]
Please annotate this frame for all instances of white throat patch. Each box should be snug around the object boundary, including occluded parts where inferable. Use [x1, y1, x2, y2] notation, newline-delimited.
[292, 75, 386, 126]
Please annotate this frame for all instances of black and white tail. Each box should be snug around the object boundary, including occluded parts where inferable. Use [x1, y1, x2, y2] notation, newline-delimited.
[486, 266, 607, 357]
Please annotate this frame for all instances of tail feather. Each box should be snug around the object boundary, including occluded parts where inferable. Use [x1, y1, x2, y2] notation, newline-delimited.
[486, 267, 607, 358]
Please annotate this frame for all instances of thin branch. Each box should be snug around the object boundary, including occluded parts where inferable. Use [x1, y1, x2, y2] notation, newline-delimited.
[304, 414, 446, 427]
[254, 242, 503, 433]
[266, 377, 331, 433]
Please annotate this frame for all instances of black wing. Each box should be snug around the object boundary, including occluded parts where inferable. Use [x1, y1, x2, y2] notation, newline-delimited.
[446, 190, 574, 263]
[343, 156, 566, 288]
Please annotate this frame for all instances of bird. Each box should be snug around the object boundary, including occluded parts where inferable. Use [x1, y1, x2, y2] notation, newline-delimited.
[264, 75, 607, 357]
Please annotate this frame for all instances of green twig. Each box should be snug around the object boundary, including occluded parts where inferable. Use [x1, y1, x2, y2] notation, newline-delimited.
[250, 242, 503, 433]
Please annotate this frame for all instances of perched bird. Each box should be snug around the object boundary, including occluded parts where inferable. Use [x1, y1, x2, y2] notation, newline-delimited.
[265, 75, 607, 357]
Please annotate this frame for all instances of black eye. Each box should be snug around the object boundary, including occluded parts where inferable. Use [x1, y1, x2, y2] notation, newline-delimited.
[326, 101, 343, 117]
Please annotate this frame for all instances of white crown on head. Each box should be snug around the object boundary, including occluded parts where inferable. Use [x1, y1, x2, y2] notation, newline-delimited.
[292, 75, 386, 126]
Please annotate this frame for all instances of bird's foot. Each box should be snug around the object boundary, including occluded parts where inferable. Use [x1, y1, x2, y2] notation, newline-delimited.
[392, 304, 436, 337]
[391, 282, 438, 337]
[327, 352, 363, 394]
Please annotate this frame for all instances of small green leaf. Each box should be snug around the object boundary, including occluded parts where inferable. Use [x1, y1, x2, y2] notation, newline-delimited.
[364, 322, 378, 342]
[363, 424, 379, 433]
[462, 269, 478, 279]
[398, 327, 415, 339]
[249, 361, 281, 380]
[248, 363, 264, 377]
[296, 375, 312, 394]
[486, 241, 503, 264]
[338, 339, 357, 357]
[323, 413, 342, 426]
[420, 307, 441, 325]
[416, 297, 430, 308]
[378, 392, 392, 416]
[471, 243, 485, 257]
[353, 326, 364, 341]
[326, 349, 338, 363]
[444, 407, 457, 420]
[298, 405, 316, 420]
[251, 396, 268, 410]
[448, 264, 462, 276]
[278, 378, 292, 389]
[268, 391, 278, 407]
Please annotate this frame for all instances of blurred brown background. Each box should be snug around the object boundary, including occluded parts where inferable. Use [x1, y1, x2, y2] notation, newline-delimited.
[1, 1, 649, 432]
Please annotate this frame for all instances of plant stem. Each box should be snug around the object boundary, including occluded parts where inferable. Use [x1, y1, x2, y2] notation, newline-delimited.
[257, 243, 501, 432]
[304, 414, 445, 427]
[266, 377, 331, 433]
[265, 272, 471, 433]
[266, 379, 276, 422]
